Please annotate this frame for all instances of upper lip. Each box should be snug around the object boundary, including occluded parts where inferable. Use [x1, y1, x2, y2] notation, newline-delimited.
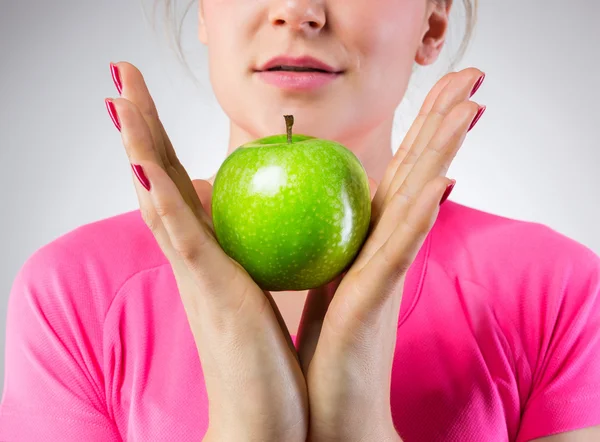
[256, 55, 342, 73]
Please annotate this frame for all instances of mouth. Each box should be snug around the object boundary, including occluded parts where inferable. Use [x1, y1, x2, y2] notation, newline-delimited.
[254, 55, 344, 91]
[256, 55, 344, 74]
[264, 65, 333, 74]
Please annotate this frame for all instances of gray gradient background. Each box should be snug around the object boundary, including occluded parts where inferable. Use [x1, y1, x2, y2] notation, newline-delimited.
[0, 0, 599, 393]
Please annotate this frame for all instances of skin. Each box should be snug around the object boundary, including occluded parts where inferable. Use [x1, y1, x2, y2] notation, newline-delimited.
[105, 0, 600, 440]
[198, 0, 447, 335]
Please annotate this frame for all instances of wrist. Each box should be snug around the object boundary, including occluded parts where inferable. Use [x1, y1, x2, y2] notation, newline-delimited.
[369, 425, 402, 442]
[205, 425, 307, 442]
[307, 422, 401, 442]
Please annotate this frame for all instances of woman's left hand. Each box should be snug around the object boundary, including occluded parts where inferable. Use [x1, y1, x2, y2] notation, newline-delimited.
[295, 67, 486, 442]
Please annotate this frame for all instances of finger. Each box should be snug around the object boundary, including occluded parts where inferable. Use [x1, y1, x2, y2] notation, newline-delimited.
[112, 62, 169, 167]
[372, 68, 483, 224]
[112, 62, 210, 229]
[109, 97, 231, 300]
[107, 96, 179, 265]
[351, 176, 409, 273]
[398, 100, 481, 201]
[371, 72, 454, 221]
[109, 97, 163, 167]
[107, 97, 176, 254]
[354, 177, 453, 315]
[353, 101, 479, 270]
[139, 160, 241, 302]
[380, 69, 482, 210]
[114, 62, 188, 177]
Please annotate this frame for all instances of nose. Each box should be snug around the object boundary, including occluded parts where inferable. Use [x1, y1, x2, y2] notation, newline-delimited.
[268, 0, 326, 34]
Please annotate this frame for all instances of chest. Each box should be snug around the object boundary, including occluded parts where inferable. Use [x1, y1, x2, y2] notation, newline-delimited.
[389, 276, 525, 441]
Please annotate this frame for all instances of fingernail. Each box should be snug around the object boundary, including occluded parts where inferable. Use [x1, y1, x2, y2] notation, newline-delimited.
[439, 179, 456, 206]
[105, 99, 121, 131]
[110, 62, 123, 95]
[467, 105, 486, 133]
[469, 73, 485, 98]
[131, 164, 151, 191]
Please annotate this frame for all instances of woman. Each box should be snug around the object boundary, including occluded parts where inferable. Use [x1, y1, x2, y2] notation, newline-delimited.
[1, 0, 599, 440]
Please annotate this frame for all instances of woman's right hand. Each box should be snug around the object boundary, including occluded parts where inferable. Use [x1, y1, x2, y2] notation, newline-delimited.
[105, 61, 308, 442]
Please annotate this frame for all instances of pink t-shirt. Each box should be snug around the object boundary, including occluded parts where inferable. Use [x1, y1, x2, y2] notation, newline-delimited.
[2, 200, 600, 441]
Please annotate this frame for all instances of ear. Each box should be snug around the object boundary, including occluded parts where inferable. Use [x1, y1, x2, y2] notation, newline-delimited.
[198, 0, 208, 45]
[415, 0, 452, 66]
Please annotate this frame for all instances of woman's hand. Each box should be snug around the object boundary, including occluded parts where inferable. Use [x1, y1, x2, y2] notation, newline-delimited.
[295, 67, 486, 442]
[105, 62, 308, 442]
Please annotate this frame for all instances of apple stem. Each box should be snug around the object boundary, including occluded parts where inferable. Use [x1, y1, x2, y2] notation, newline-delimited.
[284, 115, 294, 144]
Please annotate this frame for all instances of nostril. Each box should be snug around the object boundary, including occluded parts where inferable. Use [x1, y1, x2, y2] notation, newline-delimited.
[271, 18, 323, 29]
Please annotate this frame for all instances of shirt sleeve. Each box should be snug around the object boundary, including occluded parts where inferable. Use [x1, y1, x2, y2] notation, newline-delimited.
[516, 234, 600, 441]
[0, 247, 121, 441]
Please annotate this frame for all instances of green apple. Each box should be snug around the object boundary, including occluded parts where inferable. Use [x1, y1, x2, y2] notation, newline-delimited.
[211, 115, 371, 291]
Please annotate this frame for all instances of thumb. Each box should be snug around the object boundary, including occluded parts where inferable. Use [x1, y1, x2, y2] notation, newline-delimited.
[368, 177, 378, 201]
[192, 179, 213, 220]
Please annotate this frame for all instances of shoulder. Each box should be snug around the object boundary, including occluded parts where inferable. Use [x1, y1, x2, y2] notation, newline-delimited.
[2, 210, 170, 434]
[429, 201, 600, 366]
[9, 209, 168, 321]
[432, 200, 600, 287]
[428, 201, 600, 341]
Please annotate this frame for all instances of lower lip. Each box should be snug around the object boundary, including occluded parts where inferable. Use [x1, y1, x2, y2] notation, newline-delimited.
[256, 70, 341, 91]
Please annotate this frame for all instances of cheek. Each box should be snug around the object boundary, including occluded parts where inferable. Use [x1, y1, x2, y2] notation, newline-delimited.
[203, 1, 239, 59]
[341, 1, 425, 99]
[203, 1, 265, 74]
[203, 1, 263, 134]
[347, 1, 425, 68]
[203, 3, 248, 100]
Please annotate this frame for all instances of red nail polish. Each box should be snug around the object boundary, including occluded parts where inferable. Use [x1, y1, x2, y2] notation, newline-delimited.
[110, 63, 123, 95]
[105, 99, 121, 131]
[131, 164, 151, 191]
[468, 105, 486, 132]
[439, 179, 456, 206]
[469, 73, 485, 98]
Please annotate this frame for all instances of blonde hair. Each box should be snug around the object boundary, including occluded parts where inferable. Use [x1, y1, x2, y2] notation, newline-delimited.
[152, 0, 477, 81]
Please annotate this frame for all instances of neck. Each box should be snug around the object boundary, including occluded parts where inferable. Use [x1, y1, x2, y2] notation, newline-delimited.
[207, 118, 395, 185]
